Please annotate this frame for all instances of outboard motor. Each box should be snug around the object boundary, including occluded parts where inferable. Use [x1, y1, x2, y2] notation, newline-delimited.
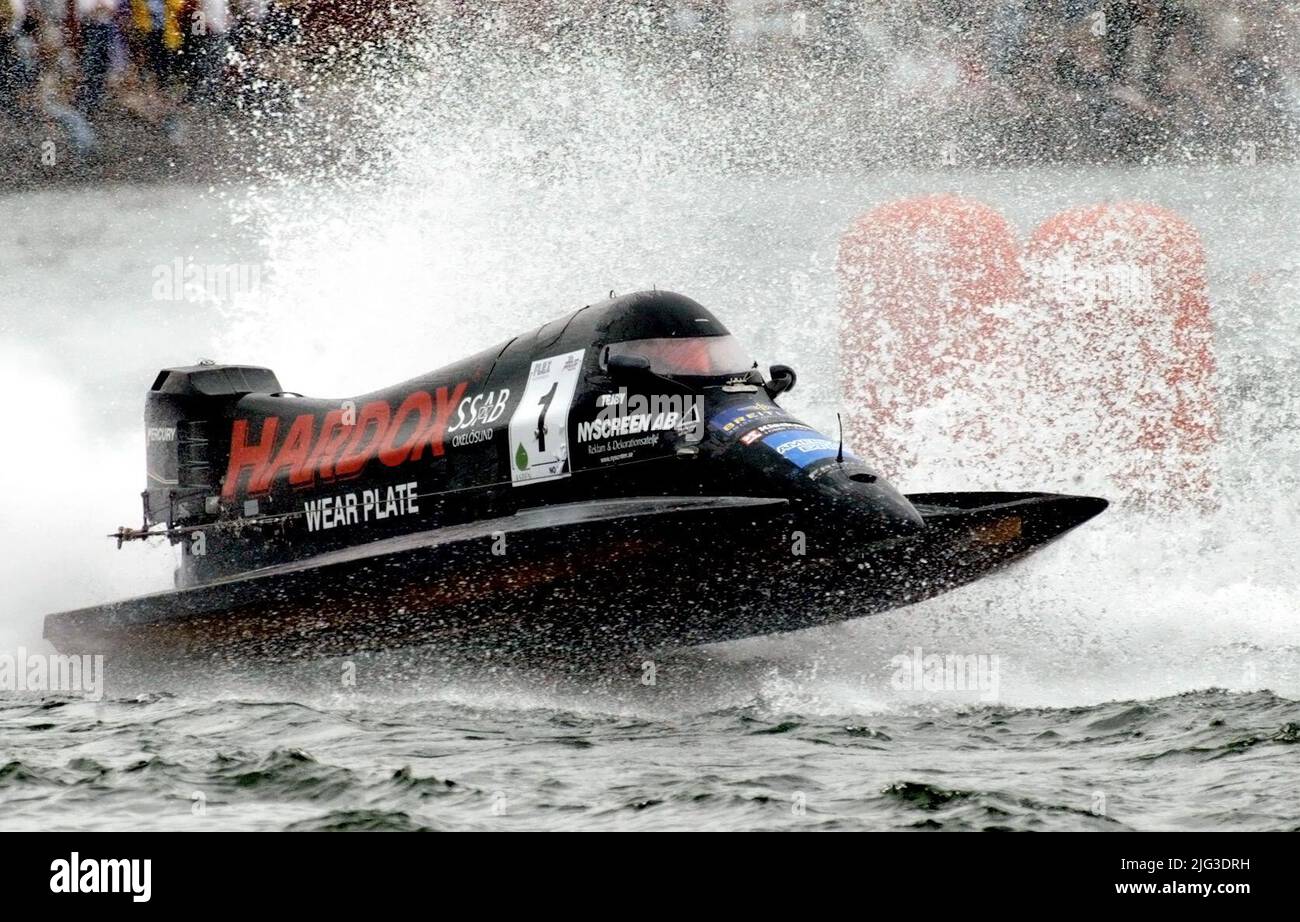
[144, 363, 281, 529]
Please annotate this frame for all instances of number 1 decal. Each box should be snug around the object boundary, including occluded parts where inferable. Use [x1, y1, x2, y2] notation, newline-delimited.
[508, 349, 584, 486]
[535, 381, 557, 453]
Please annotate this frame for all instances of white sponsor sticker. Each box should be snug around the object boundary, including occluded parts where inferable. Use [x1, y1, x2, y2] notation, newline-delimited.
[508, 349, 585, 485]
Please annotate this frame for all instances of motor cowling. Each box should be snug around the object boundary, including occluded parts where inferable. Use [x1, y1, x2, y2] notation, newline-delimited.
[144, 364, 281, 527]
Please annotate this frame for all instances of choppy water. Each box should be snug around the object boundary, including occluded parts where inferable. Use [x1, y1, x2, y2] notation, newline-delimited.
[3, 35, 1300, 829]
[1, 682, 1296, 831]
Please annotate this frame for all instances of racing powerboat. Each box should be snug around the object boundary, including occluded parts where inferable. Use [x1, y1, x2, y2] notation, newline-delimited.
[43, 291, 1106, 659]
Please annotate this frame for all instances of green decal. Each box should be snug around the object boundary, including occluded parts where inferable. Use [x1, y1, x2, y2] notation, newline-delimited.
[515, 442, 529, 471]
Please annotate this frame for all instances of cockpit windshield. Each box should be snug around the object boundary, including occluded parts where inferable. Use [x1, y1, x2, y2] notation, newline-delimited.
[605, 336, 756, 378]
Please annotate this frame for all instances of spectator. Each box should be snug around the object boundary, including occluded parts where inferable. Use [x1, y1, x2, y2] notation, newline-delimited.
[1, 0, 33, 117]
[74, 0, 119, 115]
[186, 0, 231, 102]
[130, 0, 184, 86]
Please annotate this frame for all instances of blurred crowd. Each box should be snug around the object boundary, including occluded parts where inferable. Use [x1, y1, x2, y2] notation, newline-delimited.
[427, 0, 1300, 162]
[0, 0, 297, 157]
[877, 0, 1296, 159]
[2, 0, 1295, 171]
[715, 0, 1300, 160]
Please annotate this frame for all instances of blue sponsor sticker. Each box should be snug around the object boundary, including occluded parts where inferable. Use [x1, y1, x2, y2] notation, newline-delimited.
[760, 427, 856, 469]
[709, 403, 786, 438]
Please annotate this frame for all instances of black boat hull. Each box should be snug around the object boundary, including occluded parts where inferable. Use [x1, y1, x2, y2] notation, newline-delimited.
[44, 491, 1105, 661]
